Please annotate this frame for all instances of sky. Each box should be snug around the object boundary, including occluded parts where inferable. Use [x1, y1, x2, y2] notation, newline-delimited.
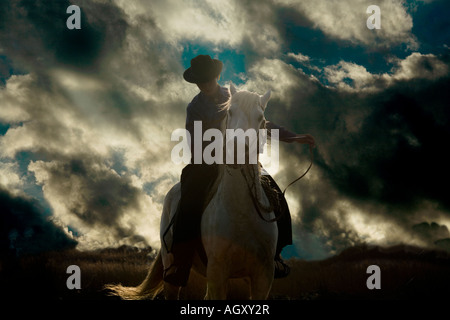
[0, 0, 449, 260]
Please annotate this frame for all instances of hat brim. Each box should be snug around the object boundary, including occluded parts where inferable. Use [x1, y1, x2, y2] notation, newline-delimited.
[183, 59, 223, 84]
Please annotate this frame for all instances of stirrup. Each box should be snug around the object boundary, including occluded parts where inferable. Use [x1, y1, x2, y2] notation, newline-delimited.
[274, 257, 290, 279]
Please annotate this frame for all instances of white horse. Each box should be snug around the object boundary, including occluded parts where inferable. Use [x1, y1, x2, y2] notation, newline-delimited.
[105, 84, 277, 300]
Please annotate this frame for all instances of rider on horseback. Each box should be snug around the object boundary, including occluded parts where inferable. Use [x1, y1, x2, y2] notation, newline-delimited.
[163, 55, 315, 287]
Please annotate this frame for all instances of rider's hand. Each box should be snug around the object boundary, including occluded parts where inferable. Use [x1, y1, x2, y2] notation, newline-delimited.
[285, 134, 316, 148]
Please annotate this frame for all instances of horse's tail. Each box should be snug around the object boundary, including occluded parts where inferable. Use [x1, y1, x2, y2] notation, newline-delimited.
[104, 251, 164, 300]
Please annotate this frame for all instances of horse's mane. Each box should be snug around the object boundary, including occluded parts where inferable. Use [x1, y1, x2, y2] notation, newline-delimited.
[221, 90, 262, 116]
[221, 89, 266, 176]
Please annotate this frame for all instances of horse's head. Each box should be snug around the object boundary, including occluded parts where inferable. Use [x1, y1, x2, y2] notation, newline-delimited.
[225, 83, 271, 164]
[226, 83, 271, 133]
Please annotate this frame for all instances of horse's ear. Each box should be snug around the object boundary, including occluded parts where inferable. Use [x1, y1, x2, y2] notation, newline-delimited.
[230, 83, 238, 96]
[261, 90, 271, 109]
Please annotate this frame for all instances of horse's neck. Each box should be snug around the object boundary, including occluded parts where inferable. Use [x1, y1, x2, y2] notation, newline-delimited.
[222, 164, 268, 207]
[242, 164, 265, 200]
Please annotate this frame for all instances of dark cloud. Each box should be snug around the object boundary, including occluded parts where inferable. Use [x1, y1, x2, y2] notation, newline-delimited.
[0, 187, 77, 257]
[0, 0, 128, 72]
[275, 69, 450, 208]
[412, 222, 450, 244]
[30, 155, 146, 242]
[321, 76, 450, 212]
[267, 58, 450, 256]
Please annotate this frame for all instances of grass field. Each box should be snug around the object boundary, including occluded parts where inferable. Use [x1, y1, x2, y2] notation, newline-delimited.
[1, 244, 449, 300]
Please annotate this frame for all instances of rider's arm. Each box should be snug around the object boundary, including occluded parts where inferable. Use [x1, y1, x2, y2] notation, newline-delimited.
[265, 121, 297, 143]
[267, 121, 316, 147]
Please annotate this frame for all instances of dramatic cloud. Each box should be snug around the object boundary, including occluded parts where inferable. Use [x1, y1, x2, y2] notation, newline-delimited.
[267, 56, 450, 256]
[28, 156, 162, 250]
[0, 187, 77, 257]
[323, 52, 449, 92]
[1, 0, 449, 260]
[276, 0, 417, 49]
[412, 222, 450, 246]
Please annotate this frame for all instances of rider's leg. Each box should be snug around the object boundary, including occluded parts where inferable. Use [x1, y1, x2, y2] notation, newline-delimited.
[262, 175, 293, 254]
[261, 174, 292, 278]
[163, 163, 219, 286]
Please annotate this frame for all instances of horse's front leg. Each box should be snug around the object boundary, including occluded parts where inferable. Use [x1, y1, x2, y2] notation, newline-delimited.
[205, 260, 228, 300]
[164, 282, 181, 300]
[250, 264, 274, 300]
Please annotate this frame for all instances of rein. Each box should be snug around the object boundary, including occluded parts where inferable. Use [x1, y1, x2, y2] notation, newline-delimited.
[282, 144, 314, 196]
[240, 165, 278, 223]
[240, 143, 314, 223]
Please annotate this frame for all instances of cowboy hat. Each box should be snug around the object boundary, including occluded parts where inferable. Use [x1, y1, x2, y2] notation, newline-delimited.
[183, 55, 223, 84]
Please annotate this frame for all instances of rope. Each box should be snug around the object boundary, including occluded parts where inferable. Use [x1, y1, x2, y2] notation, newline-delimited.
[241, 165, 279, 223]
[282, 144, 314, 195]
